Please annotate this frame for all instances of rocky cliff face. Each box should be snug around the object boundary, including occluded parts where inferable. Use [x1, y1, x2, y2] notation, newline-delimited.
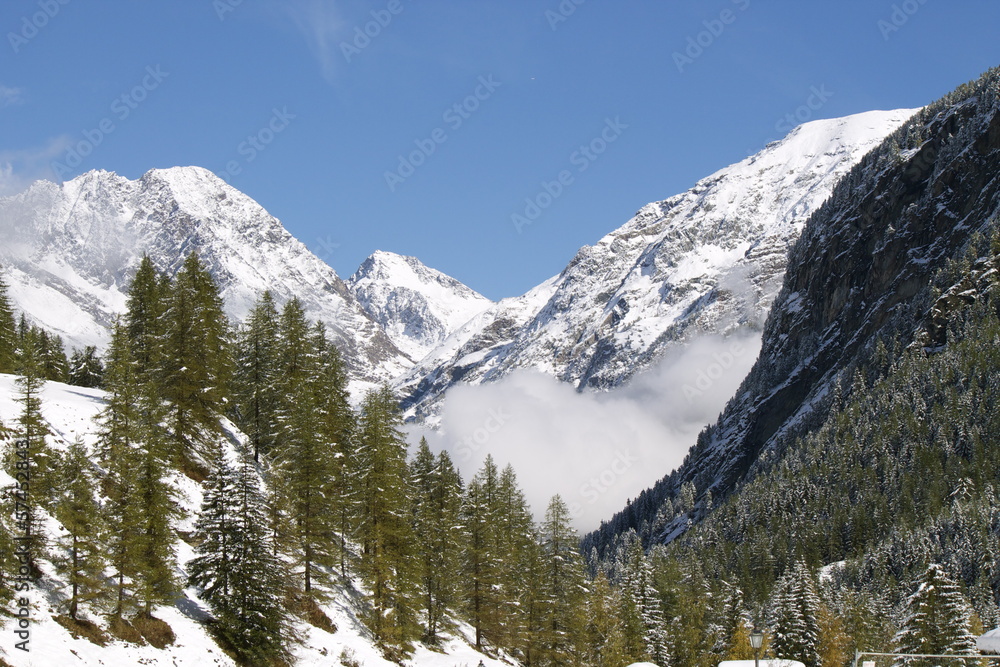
[393, 110, 917, 422]
[585, 68, 1000, 551]
[0, 167, 409, 387]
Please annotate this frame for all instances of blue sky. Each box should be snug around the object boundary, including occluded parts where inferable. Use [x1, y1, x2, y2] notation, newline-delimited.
[1, 0, 998, 300]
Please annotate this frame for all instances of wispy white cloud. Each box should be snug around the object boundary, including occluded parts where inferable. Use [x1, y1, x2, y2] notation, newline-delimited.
[281, 0, 346, 83]
[0, 136, 73, 196]
[413, 330, 762, 532]
[0, 85, 24, 108]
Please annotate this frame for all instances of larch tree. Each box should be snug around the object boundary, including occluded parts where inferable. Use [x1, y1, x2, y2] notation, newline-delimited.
[270, 298, 338, 595]
[161, 251, 233, 470]
[461, 455, 504, 651]
[98, 321, 180, 618]
[496, 463, 537, 648]
[232, 290, 280, 462]
[409, 438, 463, 642]
[537, 495, 588, 667]
[355, 385, 418, 651]
[53, 437, 106, 619]
[124, 255, 170, 385]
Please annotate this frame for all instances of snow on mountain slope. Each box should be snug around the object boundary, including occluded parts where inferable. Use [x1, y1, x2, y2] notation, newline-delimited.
[0, 374, 511, 666]
[394, 109, 919, 421]
[347, 250, 494, 362]
[0, 167, 409, 388]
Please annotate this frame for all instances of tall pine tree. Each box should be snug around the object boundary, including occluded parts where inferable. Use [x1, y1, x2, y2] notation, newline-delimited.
[409, 439, 463, 641]
[189, 445, 291, 665]
[232, 291, 280, 462]
[355, 385, 418, 651]
[893, 563, 978, 666]
[270, 298, 339, 594]
[161, 252, 233, 470]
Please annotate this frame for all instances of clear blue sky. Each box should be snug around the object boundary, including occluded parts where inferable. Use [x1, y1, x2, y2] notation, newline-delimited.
[2, 0, 998, 300]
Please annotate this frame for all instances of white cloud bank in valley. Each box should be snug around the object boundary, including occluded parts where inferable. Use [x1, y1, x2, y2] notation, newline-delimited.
[412, 331, 762, 532]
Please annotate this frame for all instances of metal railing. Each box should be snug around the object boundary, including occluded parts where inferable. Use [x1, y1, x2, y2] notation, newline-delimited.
[853, 650, 1000, 666]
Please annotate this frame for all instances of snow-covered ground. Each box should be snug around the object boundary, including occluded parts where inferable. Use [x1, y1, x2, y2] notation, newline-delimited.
[0, 374, 509, 666]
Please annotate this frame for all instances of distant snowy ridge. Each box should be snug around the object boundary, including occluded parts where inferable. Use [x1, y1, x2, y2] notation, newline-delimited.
[347, 250, 494, 362]
[392, 109, 919, 422]
[0, 167, 410, 390]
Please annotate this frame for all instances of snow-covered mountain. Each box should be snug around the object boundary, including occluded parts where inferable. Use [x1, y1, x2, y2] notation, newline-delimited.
[0, 167, 409, 387]
[584, 69, 1000, 553]
[346, 250, 493, 363]
[393, 109, 918, 422]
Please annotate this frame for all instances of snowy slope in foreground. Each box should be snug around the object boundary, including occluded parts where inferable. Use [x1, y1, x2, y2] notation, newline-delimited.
[0, 375, 508, 666]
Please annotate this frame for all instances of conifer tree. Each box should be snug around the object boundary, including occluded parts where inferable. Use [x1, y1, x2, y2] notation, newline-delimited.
[232, 291, 280, 462]
[35, 330, 68, 382]
[308, 321, 356, 578]
[53, 438, 106, 619]
[355, 385, 418, 649]
[98, 321, 180, 617]
[189, 446, 291, 664]
[125, 255, 169, 384]
[161, 252, 233, 467]
[620, 538, 668, 665]
[538, 495, 588, 667]
[496, 463, 537, 647]
[582, 572, 633, 667]
[409, 439, 463, 641]
[68, 346, 104, 388]
[12, 337, 58, 509]
[770, 560, 822, 667]
[130, 399, 181, 618]
[0, 268, 17, 374]
[461, 455, 503, 651]
[270, 298, 339, 594]
[99, 321, 146, 615]
[893, 563, 978, 666]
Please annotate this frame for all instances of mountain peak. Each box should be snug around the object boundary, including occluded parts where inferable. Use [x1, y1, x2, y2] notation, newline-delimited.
[0, 167, 410, 391]
[348, 251, 493, 363]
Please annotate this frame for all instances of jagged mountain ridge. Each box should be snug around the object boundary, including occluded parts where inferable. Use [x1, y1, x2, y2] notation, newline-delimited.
[347, 250, 494, 363]
[0, 166, 409, 387]
[584, 68, 1000, 553]
[391, 109, 917, 422]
